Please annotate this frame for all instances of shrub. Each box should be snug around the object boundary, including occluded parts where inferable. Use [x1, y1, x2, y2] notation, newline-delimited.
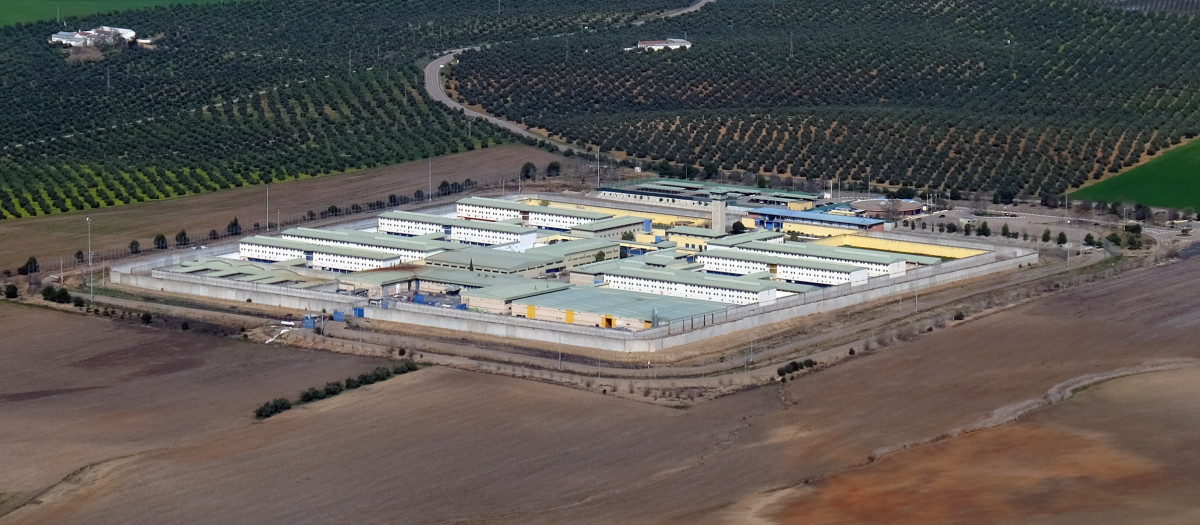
[72, 296, 85, 307]
[55, 288, 71, 304]
[181, 321, 189, 330]
[254, 398, 293, 419]
[41, 285, 55, 301]
[3, 284, 16, 298]
[848, 348, 856, 356]
[345, 377, 360, 389]
[357, 373, 375, 385]
[777, 366, 787, 377]
[299, 387, 326, 403]
[803, 358, 816, 368]
[141, 312, 152, 324]
[323, 381, 344, 396]
[953, 311, 965, 321]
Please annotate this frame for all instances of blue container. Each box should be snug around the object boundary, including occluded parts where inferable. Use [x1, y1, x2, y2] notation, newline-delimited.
[302, 317, 315, 329]
[455, 303, 467, 310]
[413, 294, 425, 304]
[353, 307, 365, 318]
[333, 310, 345, 322]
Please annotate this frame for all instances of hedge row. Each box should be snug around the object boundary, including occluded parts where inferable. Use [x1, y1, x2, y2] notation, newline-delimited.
[254, 359, 420, 419]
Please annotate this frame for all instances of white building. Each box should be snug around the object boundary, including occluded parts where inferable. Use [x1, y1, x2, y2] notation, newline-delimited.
[378, 210, 539, 250]
[602, 266, 777, 305]
[239, 236, 403, 273]
[636, 38, 692, 51]
[716, 240, 907, 278]
[278, 227, 456, 262]
[455, 197, 612, 231]
[698, 251, 870, 287]
[50, 26, 136, 47]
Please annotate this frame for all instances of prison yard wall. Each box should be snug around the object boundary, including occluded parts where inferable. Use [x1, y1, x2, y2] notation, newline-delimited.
[111, 241, 1037, 353]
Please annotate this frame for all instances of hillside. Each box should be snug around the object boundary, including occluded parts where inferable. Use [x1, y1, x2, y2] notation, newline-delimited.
[0, 0, 690, 219]
[451, 0, 1200, 203]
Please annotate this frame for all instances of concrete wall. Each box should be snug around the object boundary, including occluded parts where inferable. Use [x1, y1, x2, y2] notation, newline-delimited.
[112, 235, 1038, 354]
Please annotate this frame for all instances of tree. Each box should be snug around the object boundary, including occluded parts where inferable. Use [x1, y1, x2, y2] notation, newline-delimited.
[129, 240, 140, 254]
[209, 229, 219, 240]
[18, 257, 39, 275]
[756, 173, 768, 188]
[621, 231, 636, 241]
[75, 250, 85, 263]
[1042, 229, 1052, 243]
[42, 285, 55, 301]
[141, 312, 152, 324]
[976, 221, 991, 237]
[175, 230, 190, 246]
[4, 284, 17, 299]
[227, 217, 242, 236]
[731, 221, 748, 234]
[963, 223, 973, 236]
[1084, 233, 1095, 246]
[594, 251, 607, 262]
[1000, 223, 1010, 238]
[1056, 232, 1067, 245]
[895, 186, 917, 199]
[154, 233, 168, 250]
[945, 223, 958, 233]
[546, 161, 561, 177]
[55, 288, 71, 304]
[521, 162, 537, 180]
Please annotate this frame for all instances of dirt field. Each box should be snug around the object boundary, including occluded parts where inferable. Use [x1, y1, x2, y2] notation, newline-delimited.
[0, 145, 563, 271]
[3, 258, 1200, 523]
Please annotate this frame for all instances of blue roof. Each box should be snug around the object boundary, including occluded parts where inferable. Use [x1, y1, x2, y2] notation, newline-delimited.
[748, 208, 884, 227]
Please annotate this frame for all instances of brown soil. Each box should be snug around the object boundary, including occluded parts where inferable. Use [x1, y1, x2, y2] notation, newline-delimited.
[0, 145, 564, 271]
[2, 258, 1199, 523]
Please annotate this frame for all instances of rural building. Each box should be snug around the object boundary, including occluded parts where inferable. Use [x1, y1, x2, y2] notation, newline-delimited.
[456, 197, 612, 230]
[378, 210, 539, 249]
[635, 38, 692, 51]
[50, 26, 136, 47]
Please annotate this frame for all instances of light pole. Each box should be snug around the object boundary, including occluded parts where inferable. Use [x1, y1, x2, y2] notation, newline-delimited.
[86, 217, 93, 303]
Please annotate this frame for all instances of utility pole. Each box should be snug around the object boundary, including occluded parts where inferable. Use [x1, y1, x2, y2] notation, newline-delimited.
[596, 150, 601, 189]
[428, 157, 432, 201]
[265, 182, 269, 231]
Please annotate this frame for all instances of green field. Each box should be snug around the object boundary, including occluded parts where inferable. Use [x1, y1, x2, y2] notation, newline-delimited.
[1072, 139, 1200, 210]
[1, 0, 225, 26]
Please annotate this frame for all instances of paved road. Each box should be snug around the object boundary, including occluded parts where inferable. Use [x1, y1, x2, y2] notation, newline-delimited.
[422, 0, 719, 149]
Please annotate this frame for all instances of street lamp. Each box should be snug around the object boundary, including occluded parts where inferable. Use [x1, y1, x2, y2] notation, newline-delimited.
[86, 217, 93, 303]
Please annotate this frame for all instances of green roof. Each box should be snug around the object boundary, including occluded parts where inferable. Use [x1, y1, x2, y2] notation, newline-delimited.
[603, 265, 776, 293]
[379, 210, 538, 234]
[571, 215, 649, 232]
[707, 230, 785, 247]
[169, 258, 333, 288]
[240, 236, 401, 261]
[458, 197, 612, 220]
[736, 241, 908, 266]
[512, 286, 728, 321]
[425, 246, 559, 273]
[462, 281, 571, 302]
[527, 238, 617, 258]
[699, 250, 868, 274]
[281, 227, 460, 252]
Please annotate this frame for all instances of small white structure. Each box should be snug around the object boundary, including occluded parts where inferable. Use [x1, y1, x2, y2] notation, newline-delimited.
[636, 38, 692, 51]
[50, 26, 136, 47]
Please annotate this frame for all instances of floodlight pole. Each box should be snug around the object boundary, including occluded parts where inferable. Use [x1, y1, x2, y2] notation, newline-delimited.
[86, 217, 93, 303]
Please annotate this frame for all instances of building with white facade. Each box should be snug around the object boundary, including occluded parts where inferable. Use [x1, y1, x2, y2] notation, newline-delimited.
[50, 26, 136, 47]
[570, 215, 652, 240]
[635, 38, 692, 51]
[378, 210, 539, 249]
[279, 227, 459, 261]
[601, 265, 780, 305]
[698, 251, 870, 287]
[456, 197, 612, 230]
[718, 240, 909, 277]
[239, 236, 404, 273]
